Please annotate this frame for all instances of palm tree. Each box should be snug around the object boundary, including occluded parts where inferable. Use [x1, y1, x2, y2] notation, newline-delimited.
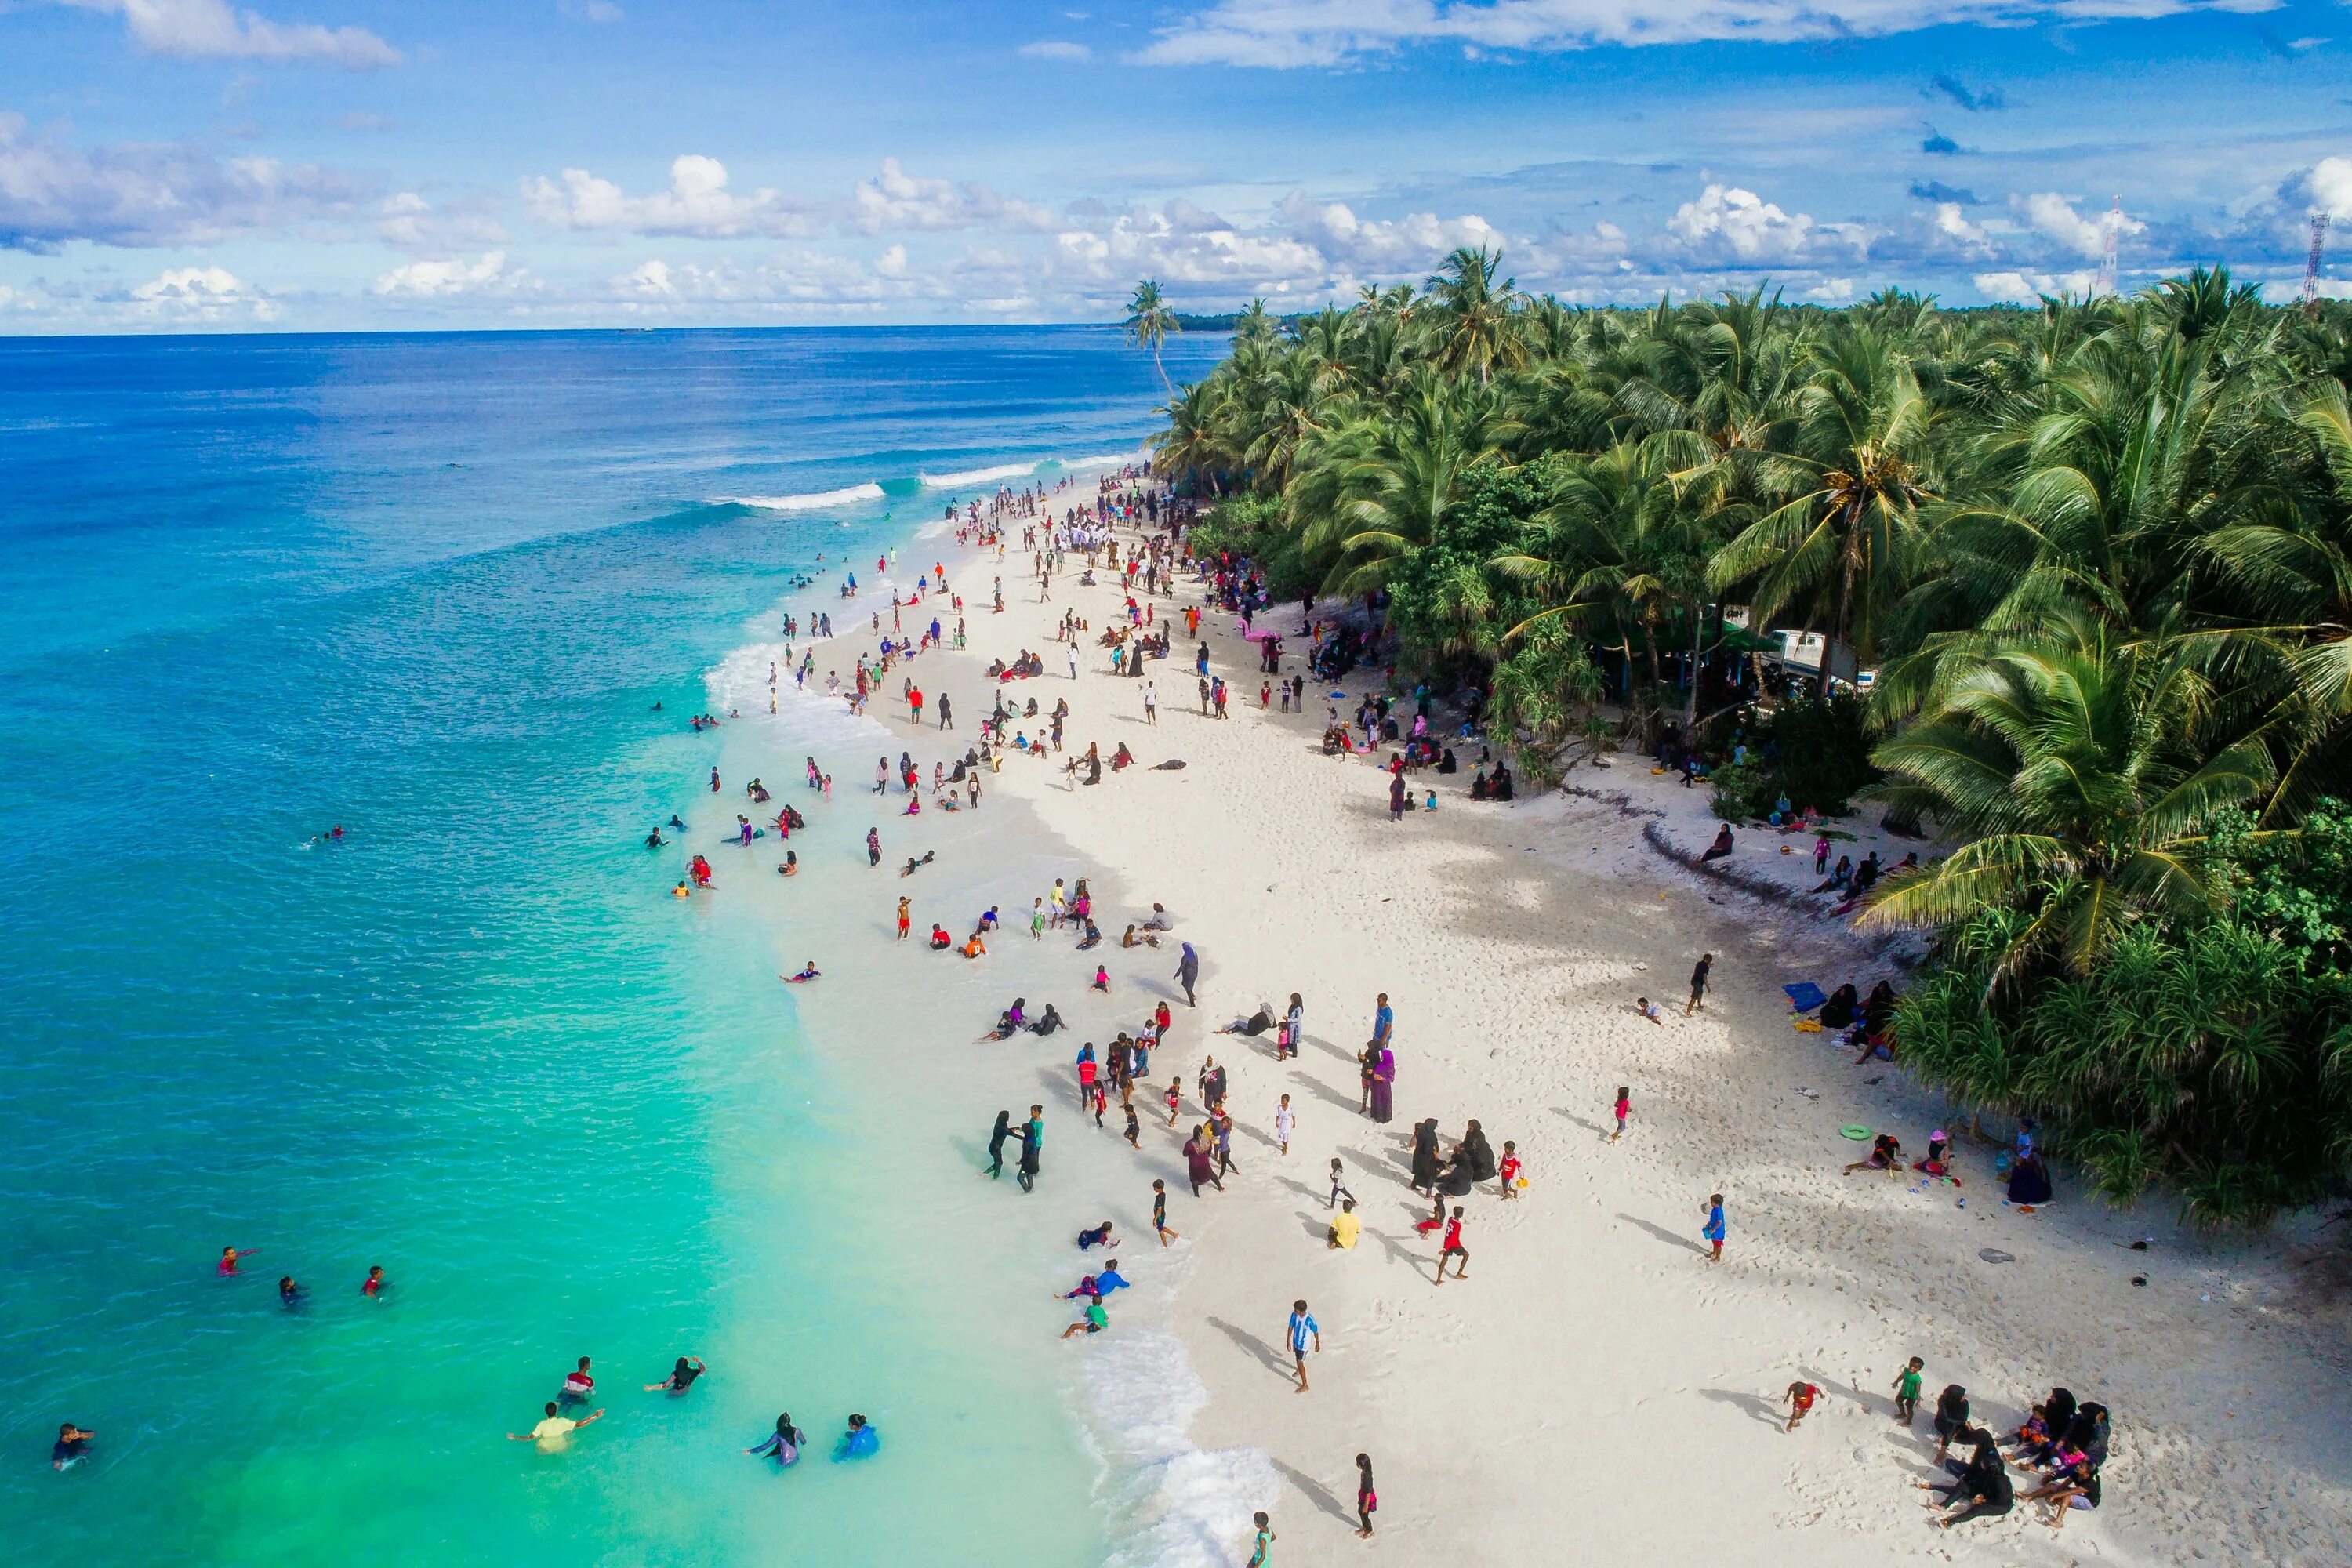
[1123, 280, 1179, 396]
[1709, 324, 1938, 688]
[1862, 608, 2274, 978]
[1295, 374, 1519, 597]
[1424, 245, 1526, 385]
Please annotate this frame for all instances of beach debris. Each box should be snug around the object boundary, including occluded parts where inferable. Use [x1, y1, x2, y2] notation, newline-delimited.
[1152, 759, 1185, 770]
[2132, 1276, 2148, 1287]
[1979, 1248, 2017, 1264]
[1795, 1087, 1820, 1099]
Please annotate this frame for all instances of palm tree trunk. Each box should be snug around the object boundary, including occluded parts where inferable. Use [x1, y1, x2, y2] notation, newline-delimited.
[1153, 344, 1172, 398]
[1683, 605, 1703, 732]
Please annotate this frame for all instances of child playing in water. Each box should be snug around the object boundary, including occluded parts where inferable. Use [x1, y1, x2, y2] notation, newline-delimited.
[1152, 1179, 1176, 1246]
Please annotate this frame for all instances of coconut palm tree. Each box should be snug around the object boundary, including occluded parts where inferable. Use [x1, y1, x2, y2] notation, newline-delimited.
[1424, 245, 1526, 386]
[1709, 324, 1939, 688]
[1123, 279, 1179, 395]
[1863, 608, 2274, 978]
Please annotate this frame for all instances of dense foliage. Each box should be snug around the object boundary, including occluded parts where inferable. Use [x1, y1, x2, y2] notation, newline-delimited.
[1149, 252, 2352, 1222]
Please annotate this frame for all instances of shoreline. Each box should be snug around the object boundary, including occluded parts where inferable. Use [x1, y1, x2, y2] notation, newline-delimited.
[884, 495, 2352, 1564]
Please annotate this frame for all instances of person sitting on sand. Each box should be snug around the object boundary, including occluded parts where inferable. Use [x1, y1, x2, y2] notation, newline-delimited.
[1845, 1131, 1904, 1175]
[1143, 904, 1174, 931]
[777, 851, 797, 877]
[782, 960, 821, 983]
[927, 923, 952, 950]
[1700, 823, 1735, 862]
[963, 930, 987, 959]
[1112, 742, 1135, 771]
[1121, 924, 1160, 949]
[1818, 981, 1858, 1029]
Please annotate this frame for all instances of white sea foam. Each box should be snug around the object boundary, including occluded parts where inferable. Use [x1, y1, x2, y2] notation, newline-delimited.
[725, 481, 886, 511]
[1060, 451, 1149, 472]
[1076, 1252, 1279, 1568]
[918, 461, 1040, 488]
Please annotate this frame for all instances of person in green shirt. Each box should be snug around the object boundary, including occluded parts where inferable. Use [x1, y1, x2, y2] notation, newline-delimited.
[1060, 1299, 1109, 1339]
[1246, 1512, 1274, 1566]
[1893, 1356, 1925, 1425]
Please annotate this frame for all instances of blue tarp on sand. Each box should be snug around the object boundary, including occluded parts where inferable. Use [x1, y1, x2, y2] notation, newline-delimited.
[1782, 982, 1827, 1013]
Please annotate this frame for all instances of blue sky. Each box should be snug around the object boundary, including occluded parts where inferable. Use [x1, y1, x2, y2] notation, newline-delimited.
[2, 0, 2349, 330]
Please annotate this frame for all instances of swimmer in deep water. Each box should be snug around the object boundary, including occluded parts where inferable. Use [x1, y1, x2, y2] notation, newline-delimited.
[645, 827, 666, 848]
[644, 1355, 705, 1392]
[217, 1245, 254, 1276]
[362, 1265, 385, 1298]
[782, 960, 822, 983]
[52, 1423, 93, 1470]
[746, 1413, 804, 1466]
[278, 1276, 303, 1308]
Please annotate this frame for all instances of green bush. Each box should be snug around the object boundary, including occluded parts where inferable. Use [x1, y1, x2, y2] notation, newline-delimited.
[1709, 692, 1878, 821]
[1892, 815, 2352, 1227]
[1186, 495, 1316, 599]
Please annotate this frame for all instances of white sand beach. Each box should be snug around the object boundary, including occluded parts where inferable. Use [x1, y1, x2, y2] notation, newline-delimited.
[815, 496, 2352, 1567]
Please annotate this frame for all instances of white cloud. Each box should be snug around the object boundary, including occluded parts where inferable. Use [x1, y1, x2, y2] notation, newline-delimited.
[130, 263, 279, 320]
[1805, 277, 1857, 302]
[1666, 183, 1813, 261]
[1019, 39, 1091, 59]
[1137, 0, 2263, 67]
[1973, 267, 2099, 304]
[523, 155, 812, 238]
[2313, 157, 2352, 223]
[1276, 191, 1500, 271]
[1054, 207, 1326, 291]
[0, 114, 368, 251]
[849, 158, 1057, 234]
[2020, 191, 2142, 260]
[372, 249, 527, 298]
[376, 191, 506, 249]
[62, 0, 401, 68]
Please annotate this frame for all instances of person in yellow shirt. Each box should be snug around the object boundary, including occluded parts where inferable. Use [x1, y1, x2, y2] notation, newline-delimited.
[509, 1401, 603, 1451]
[1327, 1198, 1361, 1250]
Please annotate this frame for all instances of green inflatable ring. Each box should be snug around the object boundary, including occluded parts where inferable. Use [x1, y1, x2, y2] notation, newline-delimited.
[1839, 1123, 1874, 1140]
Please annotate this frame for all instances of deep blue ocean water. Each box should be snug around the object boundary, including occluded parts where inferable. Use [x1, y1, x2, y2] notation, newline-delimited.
[0, 326, 1222, 1564]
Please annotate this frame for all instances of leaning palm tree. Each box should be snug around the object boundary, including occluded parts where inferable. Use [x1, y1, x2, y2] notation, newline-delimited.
[1123, 279, 1180, 396]
[1862, 607, 2274, 978]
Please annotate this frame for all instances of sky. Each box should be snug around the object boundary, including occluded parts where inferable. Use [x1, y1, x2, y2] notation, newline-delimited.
[2, 0, 2350, 332]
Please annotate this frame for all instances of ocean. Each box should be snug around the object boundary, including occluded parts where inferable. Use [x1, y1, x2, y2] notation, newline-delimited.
[0, 325, 1234, 1565]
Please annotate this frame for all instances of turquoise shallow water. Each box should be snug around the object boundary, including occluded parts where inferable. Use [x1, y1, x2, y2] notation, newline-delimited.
[0, 328, 1221, 1563]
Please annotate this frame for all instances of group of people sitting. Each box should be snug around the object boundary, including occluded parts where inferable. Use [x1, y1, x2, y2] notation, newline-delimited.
[1467, 762, 1515, 801]
[1922, 1384, 2109, 1531]
[987, 650, 1047, 680]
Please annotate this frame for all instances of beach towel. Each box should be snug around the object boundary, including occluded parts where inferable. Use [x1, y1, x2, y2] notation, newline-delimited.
[1782, 982, 1827, 1013]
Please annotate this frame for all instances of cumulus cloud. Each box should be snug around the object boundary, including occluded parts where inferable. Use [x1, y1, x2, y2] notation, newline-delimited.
[129, 263, 279, 320]
[523, 155, 812, 238]
[61, 0, 401, 68]
[1973, 267, 2099, 304]
[2314, 157, 2352, 222]
[2021, 191, 2140, 260]
[1135, 0, 2252, 67]
[1018, 39, 1091, 59]
[372, 250, 528, 299]
[0, 114, 368, 251]
[601, 247, 935, 313]
[1666, 183, 1813, 262]
[1053, 208, 1326, 291]
[848, 158, 1056, 234]
[1276, 191, 1501, 271]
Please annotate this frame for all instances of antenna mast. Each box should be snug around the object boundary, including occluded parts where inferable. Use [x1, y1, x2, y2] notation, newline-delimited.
[2306, 212, 2331, 312]
[2096, 194, 2122, 298]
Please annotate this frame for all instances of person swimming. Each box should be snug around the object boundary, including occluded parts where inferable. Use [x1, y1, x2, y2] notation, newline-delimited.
[833, 1414, 879, 1461]
[560, 1356, 595, 1406]
[644, 1355, 705, 1393]
[278, 1276, 303, 1308]
[778, 851, 798, 877]
[746, 1413, 804, 1467]
[217, 1245, 253, 1276]
[52, 1423, 94, 1470]
[645, 827, 666, 848]
[782, 960, 822, 983]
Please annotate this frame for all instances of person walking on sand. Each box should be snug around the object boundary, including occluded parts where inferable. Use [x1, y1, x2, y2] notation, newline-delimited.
[1247, 1512, 1275, 1567]
[1273, 1093, 1294, 1156]
[1286, 1300, 1319, 1392]
[895, 896, 911, 942]
[1783, 1380, 1823, 1432]
[1354, 1454, 1377, 1537]
[1174, 942, 1199, 1007]
[1144, 681, 1156, 724]
[1701, 1192, 1726, 1262]
[1183, 1124, 1221, 1196]
[1433, 1206, 1468, 1284]
[1327, 1156, 1356, 1210]
[1152, 1178, 1178, 1246]
[1686, 952, 1713, 1017]
[1893, 1356, 1925, 1425]
[1612, 1086, 1632, 1141]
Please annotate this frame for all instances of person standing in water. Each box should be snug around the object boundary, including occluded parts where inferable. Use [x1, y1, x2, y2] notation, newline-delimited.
[1016, 1105, 1044, 1193]
[985, 1109, 1013, 1179]
[746, 1414, 804, 1466]
[510, 1401, 603, 1450]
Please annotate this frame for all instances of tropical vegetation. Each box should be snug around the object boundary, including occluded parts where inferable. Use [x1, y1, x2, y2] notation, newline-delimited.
[1145, 249, 2352, 1225]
